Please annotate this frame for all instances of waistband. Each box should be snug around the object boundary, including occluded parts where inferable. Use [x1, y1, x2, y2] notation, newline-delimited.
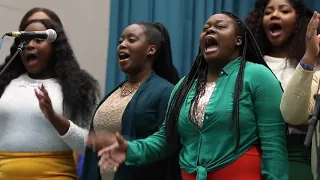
[0, 150, 77, 180]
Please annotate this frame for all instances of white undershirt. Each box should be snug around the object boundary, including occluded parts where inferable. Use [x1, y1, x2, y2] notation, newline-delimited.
[264, 55, 297, 89]
[0, 74, 87, 154]
[264, 55, 304, 134]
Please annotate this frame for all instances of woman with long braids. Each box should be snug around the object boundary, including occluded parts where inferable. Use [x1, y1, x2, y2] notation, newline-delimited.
[93, 11, 289, 180]
[245, 1, 319, 179]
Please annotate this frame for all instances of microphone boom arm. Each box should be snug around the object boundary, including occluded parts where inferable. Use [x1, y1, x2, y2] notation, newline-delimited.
[0, 40, 29, 76]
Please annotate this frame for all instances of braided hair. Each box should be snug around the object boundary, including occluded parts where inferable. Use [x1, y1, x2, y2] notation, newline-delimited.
[165, 11, 277, 153]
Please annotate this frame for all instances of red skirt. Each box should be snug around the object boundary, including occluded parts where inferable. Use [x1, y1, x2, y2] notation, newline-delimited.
[181, 146, 263, 180]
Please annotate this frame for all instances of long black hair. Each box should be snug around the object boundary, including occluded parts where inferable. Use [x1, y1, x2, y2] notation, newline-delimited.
[164, 11, 275, 152]
[245, 0, 314, 62]
[136, 22, 180, 85]
[0, 19, 100, 128]
[20, 7, 63, 27]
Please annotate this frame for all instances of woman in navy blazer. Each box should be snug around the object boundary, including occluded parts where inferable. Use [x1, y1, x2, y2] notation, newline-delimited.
[81, 22, 181, 180]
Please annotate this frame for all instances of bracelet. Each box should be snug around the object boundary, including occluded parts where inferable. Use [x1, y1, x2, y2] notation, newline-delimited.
[300, 60, 314, 71]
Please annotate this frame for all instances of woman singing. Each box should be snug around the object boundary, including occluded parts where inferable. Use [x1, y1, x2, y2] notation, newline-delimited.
[0, 17, 99, 180]
[80, 22, 181, 180]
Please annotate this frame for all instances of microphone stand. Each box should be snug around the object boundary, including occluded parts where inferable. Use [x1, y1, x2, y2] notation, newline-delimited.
[0, 40, 28, 76]
[304, 94, 320, 180]
[304, 94, 320, 147]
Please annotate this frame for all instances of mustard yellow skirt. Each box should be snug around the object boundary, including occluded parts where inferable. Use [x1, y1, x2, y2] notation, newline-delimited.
[0, 150, 77, 180]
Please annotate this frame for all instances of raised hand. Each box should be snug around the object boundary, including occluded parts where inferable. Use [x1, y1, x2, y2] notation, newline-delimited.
[303, 11, 320, 66]
[86, 131, 116, 152]
[34, 84, 56, 120]
[35, 84, 70, 135]
[97, 133, 128, 172]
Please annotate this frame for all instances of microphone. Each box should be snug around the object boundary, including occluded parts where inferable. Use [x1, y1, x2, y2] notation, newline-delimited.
[304, 94, 320, 147]
[5, 29, 57, 42]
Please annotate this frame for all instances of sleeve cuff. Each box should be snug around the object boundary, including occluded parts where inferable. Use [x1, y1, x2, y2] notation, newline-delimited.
[297, 63, 316, 76]
[60, 120, 76, 138]
[60, 120, 88, 155]
[125, 141, 138, 165]
[293, 64, 316, 90]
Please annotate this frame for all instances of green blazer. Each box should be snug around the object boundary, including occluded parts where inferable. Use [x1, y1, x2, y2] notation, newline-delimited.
[80, 72, 181, 180]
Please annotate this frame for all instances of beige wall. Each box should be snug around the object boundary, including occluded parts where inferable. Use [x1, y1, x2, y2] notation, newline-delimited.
[0, 0, 111, 94]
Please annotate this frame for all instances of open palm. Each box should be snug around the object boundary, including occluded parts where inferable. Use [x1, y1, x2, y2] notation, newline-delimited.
[98, 133, 128, 172]
[34, 84, 55, 120]
[304, 11, 320, 63]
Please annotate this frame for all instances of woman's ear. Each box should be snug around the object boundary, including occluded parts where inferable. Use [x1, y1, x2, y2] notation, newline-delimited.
[147, 45, 157, 56]
[235, 36, 242, 46]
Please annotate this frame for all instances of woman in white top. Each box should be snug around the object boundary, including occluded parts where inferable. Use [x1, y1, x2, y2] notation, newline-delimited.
[245, 0, 314, 179]
[0, 8, 100, 180]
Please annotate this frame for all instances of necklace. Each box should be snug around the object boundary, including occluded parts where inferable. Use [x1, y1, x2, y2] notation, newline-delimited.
[120, 82, 141, 97]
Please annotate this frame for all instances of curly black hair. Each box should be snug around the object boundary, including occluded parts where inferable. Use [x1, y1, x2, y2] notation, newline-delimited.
[165, 11, 277, 153]
[0, 18, 100, 128]
[245, 0, 314, 62]
[136, 22, 180, 85]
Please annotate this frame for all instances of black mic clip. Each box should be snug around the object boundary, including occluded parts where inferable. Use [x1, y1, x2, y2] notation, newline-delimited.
[304, 94, 320, 148]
